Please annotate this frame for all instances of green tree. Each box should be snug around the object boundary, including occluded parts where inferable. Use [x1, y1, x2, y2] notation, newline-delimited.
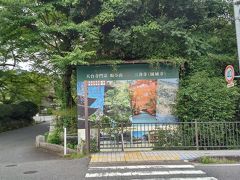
[0, 70, 50, 105]
[0, 0, 101, 108]
[0, 0, 239, 122]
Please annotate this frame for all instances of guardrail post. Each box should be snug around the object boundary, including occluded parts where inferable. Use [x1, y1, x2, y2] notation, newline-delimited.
[195, 120, 199, 150]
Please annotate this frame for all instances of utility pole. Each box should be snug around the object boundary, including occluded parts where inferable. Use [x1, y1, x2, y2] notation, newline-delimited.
[234, 0, 240, 71]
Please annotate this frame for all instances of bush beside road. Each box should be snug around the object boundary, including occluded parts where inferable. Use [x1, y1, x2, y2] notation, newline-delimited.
[0, 101, 38, 133]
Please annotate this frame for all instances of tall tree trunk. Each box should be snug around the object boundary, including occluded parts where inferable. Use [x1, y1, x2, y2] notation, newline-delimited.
[62, 65, 75, 108]
[179, 62, 189, 79]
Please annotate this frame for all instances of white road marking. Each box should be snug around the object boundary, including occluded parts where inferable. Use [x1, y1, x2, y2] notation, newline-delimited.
[89, 165, 194, 170]
[132, 177, 217, 180]
[85, 170, 206, 178]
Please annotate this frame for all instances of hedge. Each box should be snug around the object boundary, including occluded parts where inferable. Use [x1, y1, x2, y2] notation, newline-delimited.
[0, 101, 38, 132]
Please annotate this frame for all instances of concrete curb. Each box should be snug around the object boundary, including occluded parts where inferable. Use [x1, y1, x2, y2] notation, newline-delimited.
[36, 135, 76, 155]
[90, 150, 240, 164]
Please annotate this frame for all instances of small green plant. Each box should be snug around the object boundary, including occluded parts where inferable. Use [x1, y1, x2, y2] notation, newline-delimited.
[44, 132, 49, 141]
[0, 101, 39, 133]
[67, 143, 78, 150]
[64, 153, 85, 159]
[154, 128, 183, 149]
[198, 156, 237, 164]
[53, 108, 77, 134]
[90, 138, 99, 153]
[47, 130, 61, 144]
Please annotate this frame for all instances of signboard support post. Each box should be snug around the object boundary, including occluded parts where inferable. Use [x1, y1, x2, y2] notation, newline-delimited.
[84, 81, 90, 154]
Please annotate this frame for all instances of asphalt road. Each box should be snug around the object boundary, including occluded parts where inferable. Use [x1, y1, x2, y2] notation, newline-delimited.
[1, 123, 240, 180]
[0, 122, 60, 164]
[0, 123, 89, 180]
[197, 164, 240, 180]
[0, 158, 89, 180]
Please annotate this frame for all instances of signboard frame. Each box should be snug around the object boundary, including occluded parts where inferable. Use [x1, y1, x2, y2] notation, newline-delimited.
[77, 63, 179, 152]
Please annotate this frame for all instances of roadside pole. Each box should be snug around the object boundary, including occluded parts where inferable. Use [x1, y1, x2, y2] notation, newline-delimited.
[227, 1, 240, 84]
[234, 0, 240, 70]
[64, 127, 67, 156]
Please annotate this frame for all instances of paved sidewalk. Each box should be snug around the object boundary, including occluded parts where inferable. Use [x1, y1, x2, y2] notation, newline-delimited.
[90, 150, 240, 164]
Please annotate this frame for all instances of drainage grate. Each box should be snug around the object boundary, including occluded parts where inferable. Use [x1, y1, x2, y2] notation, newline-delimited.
[5, 164, 17, 167]
[23, 171, 38, 175]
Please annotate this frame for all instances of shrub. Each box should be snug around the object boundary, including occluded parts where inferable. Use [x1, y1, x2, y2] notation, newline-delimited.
[10, 104, 25, 119]
[18, 101, 38, 119]
[175, 71, 240, 122]
[0, 101, 38, 121]
[67, 143, 77, 150]
[153, 122, 240, 150]
[90, 138, 99, 153]
[53, 108, 77, 134]
[154, 127, 184, 149]
[0, 104, 13, 121]
[44, 132, 49, 141]
[47, 130, 61, 145]
[0, 101, 39, 133]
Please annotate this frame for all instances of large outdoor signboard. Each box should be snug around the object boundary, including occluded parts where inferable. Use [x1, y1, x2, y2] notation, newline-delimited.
[77, 63, 179, 129]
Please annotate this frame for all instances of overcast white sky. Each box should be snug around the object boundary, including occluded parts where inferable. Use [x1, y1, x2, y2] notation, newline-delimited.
[18, 62, 31, 70]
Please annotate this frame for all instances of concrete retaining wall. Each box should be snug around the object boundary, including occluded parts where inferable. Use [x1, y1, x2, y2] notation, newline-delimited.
[36, 135, 76, 155]
[33, 115, 55, 122]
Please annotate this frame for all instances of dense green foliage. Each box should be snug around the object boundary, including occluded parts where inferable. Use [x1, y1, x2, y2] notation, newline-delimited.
[175, 72, 240, 122]
[0, 70, 50, 105]
[0, 0, 239, 125]
[0, 101, 38, 132]
[47, 130, 61, 145]
[0, 69, 51, 131]
[90, 138, 100, 153]
[53, 108, 77, 133]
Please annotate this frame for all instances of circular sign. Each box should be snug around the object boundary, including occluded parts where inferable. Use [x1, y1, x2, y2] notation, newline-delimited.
[225, 65, 235, 83]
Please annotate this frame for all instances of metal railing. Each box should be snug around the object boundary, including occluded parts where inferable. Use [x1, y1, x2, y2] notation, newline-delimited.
[89, 121, 240, 151]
